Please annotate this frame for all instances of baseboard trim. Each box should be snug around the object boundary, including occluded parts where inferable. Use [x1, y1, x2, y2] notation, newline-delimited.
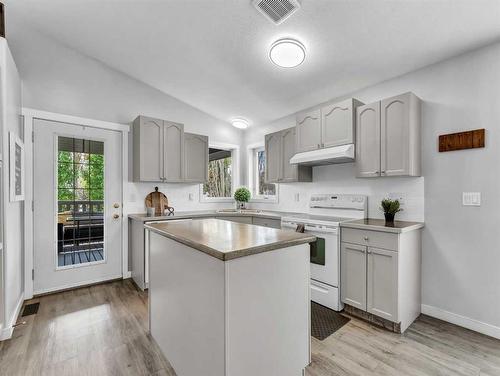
[33, 274, 123, 297]
[421, 304, 500, 340]
[123, 271, 132, 279]
[0, 292, 25, 341]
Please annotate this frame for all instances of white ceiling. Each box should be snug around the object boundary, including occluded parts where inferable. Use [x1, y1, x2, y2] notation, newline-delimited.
[5, 0, 500, 127]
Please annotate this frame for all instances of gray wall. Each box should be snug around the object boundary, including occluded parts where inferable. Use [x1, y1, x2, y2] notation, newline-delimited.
[245, 41, 500, 331]
[1, 39, 23, 334]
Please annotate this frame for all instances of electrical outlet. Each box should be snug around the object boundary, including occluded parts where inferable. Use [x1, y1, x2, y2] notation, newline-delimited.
[388, 192, 406, 208]
[463, 192, 481, 206]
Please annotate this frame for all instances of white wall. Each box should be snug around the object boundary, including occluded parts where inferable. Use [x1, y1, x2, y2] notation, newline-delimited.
[245, 42, 500, 335]
[0, 39, 23, 338]
[8, 28, 244, 213]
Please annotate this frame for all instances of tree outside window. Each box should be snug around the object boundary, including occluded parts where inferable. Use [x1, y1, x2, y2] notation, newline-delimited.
[202, 148, 232, 199]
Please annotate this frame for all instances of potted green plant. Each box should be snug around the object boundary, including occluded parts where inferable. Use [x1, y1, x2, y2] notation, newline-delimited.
[234, 187, 251, 210]
[380, 198, 402, 223]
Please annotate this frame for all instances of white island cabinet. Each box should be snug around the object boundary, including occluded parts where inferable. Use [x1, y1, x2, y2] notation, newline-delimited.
[146, 219, 315, 376]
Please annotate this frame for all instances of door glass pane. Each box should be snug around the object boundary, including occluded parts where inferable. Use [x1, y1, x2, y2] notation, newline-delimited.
[57, 137, 105, 268]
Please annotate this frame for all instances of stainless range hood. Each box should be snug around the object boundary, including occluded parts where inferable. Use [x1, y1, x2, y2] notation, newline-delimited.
[289, 144, 355, 166]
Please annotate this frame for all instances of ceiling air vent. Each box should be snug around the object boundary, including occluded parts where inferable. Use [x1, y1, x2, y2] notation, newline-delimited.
[253, 0, 300, 25]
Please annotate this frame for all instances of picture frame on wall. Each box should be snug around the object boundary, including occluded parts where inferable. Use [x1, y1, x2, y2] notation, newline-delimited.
[9, 132, 24, 201]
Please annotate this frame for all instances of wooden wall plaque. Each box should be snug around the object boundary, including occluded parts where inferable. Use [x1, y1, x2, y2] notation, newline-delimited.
[439, 129, 485, 152]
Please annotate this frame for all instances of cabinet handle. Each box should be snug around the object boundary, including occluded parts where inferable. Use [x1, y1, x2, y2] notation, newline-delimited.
[317, 143, 321, 148]
[381, 170, 386, 175]
[363, 236, 369, 241]
[367, 249, 372, 254]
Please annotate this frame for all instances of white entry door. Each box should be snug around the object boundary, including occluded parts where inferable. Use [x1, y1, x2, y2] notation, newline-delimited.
[33, 119, 123, 294]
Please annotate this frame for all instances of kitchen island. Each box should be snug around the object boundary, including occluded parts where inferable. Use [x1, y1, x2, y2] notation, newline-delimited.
[146, 218, 316, 376]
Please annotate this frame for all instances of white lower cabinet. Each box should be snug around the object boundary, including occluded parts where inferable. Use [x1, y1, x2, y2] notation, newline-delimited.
[340, 227, 421, 333]
[367, 247, 398, 322]
[340, 242, 367, 310]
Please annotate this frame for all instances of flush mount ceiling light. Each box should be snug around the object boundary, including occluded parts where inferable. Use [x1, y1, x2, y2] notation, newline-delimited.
[231, 118, 249, 129]
[269, 38, 306, 68]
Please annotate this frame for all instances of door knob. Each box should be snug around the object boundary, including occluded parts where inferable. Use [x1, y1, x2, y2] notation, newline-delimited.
[113, 214, 120, 219]
[113, 203, 120, 208]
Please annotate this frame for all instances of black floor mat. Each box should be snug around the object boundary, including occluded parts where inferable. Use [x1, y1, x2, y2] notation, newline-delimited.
[311, 302, 350, 340]
[22, 303, 40, 317]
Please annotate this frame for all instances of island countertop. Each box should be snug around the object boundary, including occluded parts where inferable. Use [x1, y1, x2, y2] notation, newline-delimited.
[145, 218, 316, 261]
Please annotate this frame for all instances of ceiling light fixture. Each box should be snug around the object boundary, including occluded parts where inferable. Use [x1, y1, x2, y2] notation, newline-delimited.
[269, 38, 306, 68]
[231, 118, 249, 129]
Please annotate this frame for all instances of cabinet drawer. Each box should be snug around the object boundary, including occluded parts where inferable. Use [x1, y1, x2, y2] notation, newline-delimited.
[341, 228, 398, 251]
[252, 217, 281, 229]
[311, 279, 341, 311]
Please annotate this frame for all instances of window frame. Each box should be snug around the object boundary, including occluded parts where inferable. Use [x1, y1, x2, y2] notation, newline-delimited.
[199, 142, 240, 203]
[248, 144, 278, 203]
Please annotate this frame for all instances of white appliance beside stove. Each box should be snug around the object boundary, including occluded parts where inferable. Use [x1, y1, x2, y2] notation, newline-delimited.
[281, 194, 367, 311]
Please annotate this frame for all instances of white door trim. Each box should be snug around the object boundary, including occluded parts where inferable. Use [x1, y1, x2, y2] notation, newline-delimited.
[22, 108, 130, 299]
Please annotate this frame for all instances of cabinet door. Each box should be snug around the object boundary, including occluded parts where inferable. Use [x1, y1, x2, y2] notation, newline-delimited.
[367, 247, 398, 322]
[356, 102, 381, 178]
[280, 127, 298, 182]
[381, 93, 410, 176]
[340, 242, 367, 310]
[296, 109, 321, 153]
[321, 99, 355, 148]
[265, 131, 281, 183]
[184, 133, 208, 183]
[136, 116, 164, 182]
[163, 121, 184, 182]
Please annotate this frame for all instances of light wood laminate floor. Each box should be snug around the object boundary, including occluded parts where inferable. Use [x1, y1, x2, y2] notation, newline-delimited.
[1, 280, 499, 376]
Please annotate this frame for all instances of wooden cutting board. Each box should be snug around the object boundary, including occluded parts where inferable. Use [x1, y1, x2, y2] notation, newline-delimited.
[145, 187, 169, 216]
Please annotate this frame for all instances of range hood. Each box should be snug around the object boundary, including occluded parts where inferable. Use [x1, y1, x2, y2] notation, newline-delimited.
[289, 144, 355, 166]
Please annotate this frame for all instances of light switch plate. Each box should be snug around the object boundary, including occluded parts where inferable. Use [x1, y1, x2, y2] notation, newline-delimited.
[463, 192, 481, 206]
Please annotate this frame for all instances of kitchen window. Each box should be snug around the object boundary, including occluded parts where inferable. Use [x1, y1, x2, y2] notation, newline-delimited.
[201, 147, 234, 202]
[251, 147, 277, 202]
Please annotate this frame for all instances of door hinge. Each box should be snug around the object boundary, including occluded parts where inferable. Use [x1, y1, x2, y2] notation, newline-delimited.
[32, 130, 34, 143]
[32, 269, 34, 280]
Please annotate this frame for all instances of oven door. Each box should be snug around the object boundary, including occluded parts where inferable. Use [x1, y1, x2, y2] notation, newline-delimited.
[305, 224, 339, 288]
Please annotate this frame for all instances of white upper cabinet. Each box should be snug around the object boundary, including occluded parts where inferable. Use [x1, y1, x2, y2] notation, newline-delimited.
[133, 116, 164, 182]
[163, 121, 184, 182]
[321, 98, 362, 148]
[381, 92, 421, 177]
[280, 128, 297, 182]
[133, 116, 208, 183]
[356, 102, 381, 178]
[356, 92, 421, 178]
[183, 133, 208, 183]
[265, 127, 312, 184]
[296, 99, 363, 154]
[296, 109, 321, 153]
